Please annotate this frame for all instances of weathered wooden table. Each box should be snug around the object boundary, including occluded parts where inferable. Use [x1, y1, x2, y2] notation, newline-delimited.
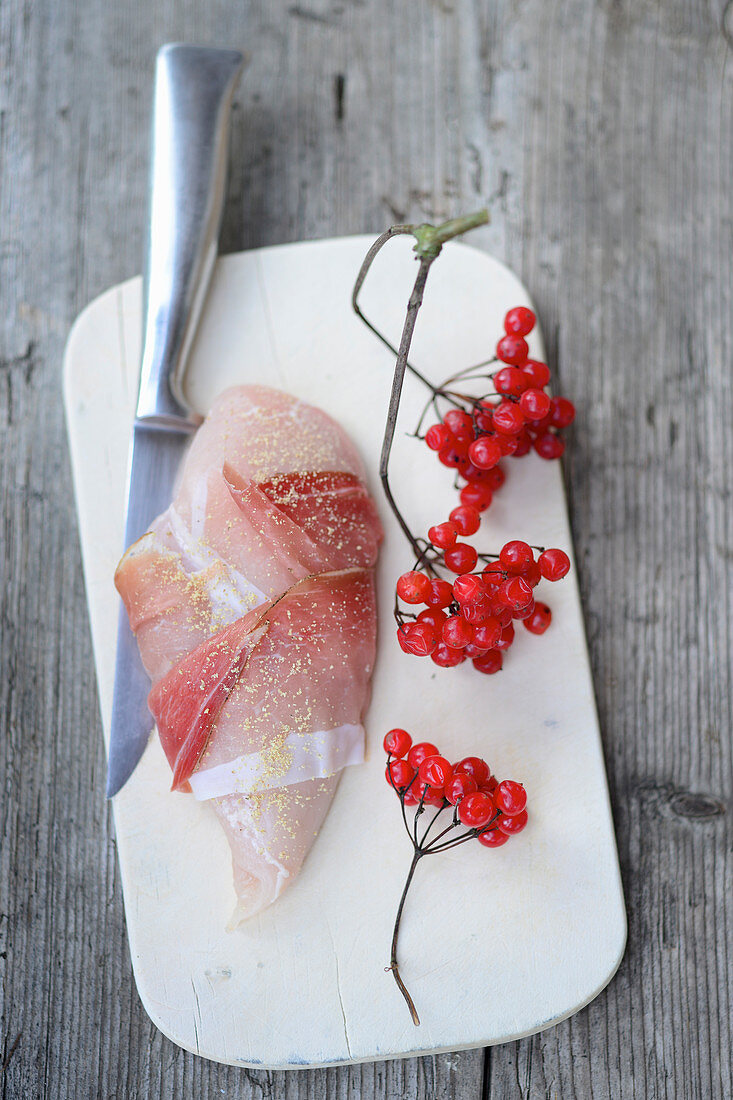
[1, 2, 731, 1097]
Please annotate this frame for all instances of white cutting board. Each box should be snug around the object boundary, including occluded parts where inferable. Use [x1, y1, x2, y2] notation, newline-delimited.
[64, 235, 626, 1068]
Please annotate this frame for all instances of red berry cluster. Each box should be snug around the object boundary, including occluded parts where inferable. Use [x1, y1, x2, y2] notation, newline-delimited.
[384, 729, 528, 845]
[395, 505, 570, 672]
[383, 725, 528, 1024]
[423, 307, 575, 511]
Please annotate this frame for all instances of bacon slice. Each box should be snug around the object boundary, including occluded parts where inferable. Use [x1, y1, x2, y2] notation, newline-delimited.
[115, 385, 382, 920]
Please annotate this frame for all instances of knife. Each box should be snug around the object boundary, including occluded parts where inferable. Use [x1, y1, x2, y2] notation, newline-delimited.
[106, 44, 245, 797]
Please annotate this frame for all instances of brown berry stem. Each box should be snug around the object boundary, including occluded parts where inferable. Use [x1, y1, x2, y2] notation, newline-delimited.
[352, 217, 488, 399]
[379, 254, 434, 557]
[388, 848, 423, 1027]
[351, 225, 437, 395]
[419, 803, 449, 848]
[353, 211, 488, 555]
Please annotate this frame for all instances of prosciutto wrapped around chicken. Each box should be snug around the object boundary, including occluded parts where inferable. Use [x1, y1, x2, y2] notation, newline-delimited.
[115, 385, 382, 923]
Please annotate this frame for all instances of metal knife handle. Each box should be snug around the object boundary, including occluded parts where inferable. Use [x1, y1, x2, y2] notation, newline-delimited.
[136, 44, 244, 428]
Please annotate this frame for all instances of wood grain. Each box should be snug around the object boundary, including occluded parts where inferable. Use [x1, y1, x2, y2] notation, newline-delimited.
[0, 0, 730, 1097]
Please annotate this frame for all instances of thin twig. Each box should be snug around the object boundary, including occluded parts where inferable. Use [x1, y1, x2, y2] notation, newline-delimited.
[418, 802, 449, 848]
[379, 255, 434, 554]
[422, 806, 461, 849]
[351, 226, 446, 394]
[386, 756, 421, 845]
[412, 777, 429, 846]
[358, 211, 489, 554]
[425, 829, 478, 853]
[387, 850, 422, 1026]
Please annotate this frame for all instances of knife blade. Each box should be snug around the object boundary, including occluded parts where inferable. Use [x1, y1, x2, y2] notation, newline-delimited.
[106, 44, 244, 797]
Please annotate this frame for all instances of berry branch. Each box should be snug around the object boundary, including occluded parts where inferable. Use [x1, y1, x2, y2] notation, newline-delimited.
[352, 211, 489, 556]
[354, 225, 575, 676]
[354, 218, 575, 1025]
[353, 234, 576, 530]
[383, 730, 528, 1025]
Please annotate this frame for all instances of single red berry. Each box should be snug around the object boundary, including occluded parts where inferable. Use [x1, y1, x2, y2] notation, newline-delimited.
[498, 809, 528, 835]
[493, 401, 526, 435]
[496, 623, 515, 650]
[523, 560, 542, 588]
[483, 775, 499, 793]
[458, 791, 496, 829]
[425, 422, 452, 451]
[493, 365, 528, 398]
[462, 461, 492, 484]
[550, 396, 576, 429]
[385, 758, 415, 790]
[438, 443, 469, 469]
[402, 785, 421, 806]
[442, 615, 474, 649]
[482, 561, 505, 589]
[497, 433, 519, 457]
[533, 432, 565, 460]
[396, 622, 438, 656]
[495, 780, 527, 816]
[431, 641, 466, 668]
[467, 436, 502, 470]
[504, 306, 535, 337]
[539, 548, 571, 581]
[443, 408, 474, 440]
[498, 576, 533, 610]
[454, 757, 490, 784]
[519, 388, 552, 420]
[445, 772, 479, 804]
[460, 482, 493, 511]
[384, 728, 412, 757]
[473, 619, 502, 650]
[452, 573, 485, 604]
[407, 741, 440, 770]
[449, 504, 481, 536]
[526, 410, 554, 432]
[513, 429, 533, 457]
[417, 607, 448, 632]
[512, 597, 536, 621]
[472, 649, 503, 674]
[496, 334, 529, 366]
[444, 543, 478, 574]
[522, 360, 551, 388]
[461, 598, 492, 625]
[428, 521, 458, 550]
[464, 642, 489, 659]
[523, 602, 552, 634]
[477, 827, 509, 848]
[418, 755, 454, 789]
[486, 466, 505, 490]
[489, 598, 513, 627]
[396, 571, 432, 604]
[425, 578, 455, 608]
[499, 540, 534, 574]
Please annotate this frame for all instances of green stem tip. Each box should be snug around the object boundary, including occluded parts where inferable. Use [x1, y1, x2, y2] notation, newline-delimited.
[411, 209, 489, 259]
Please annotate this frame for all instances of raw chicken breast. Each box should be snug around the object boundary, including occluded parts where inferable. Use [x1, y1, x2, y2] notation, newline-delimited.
[115, 385, 382, 921]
